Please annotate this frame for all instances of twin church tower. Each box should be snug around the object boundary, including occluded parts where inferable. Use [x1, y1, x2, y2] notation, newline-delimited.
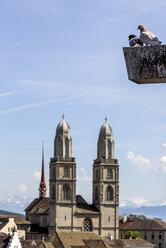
[26, 116, 119, 239]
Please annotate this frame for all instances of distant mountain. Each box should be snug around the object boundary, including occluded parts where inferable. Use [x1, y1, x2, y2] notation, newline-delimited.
[0, 209, 25, 219]
[0, 195, 32, 215]
[0, 195, 166, 221]
[119, 205, 166, 221]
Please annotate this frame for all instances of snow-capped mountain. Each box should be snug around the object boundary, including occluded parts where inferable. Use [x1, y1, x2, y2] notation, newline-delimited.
[119, 200, 166, 221]
[0, 195, 32, 214]
[0, 196, 166, 221]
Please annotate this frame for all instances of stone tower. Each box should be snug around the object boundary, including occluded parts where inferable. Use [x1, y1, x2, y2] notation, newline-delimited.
[39, 143, 47, 198]
[49, 115, 76, 234]
[92, 118, 119, 238]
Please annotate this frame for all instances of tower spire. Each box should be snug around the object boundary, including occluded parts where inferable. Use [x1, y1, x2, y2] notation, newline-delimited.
[39, 141, 47, 198]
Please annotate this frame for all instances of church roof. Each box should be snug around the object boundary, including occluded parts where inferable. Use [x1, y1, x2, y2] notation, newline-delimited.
[99, 120, 112, 137]
[25, 195, 99, 216]
[75, 204, 100, 215]
[25, 197, 49, 215]
[56, 119, 71, 133]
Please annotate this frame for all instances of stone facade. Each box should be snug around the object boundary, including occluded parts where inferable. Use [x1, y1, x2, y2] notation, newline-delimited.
[123, 45, 166, 84]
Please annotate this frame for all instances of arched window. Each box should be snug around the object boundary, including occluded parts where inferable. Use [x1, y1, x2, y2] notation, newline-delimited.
[95, 187, 98, 201]
[83, 218, 92, 232]
[52, 185, 55, 200]
[63, 184, 70, 200]
[107, 169, 113, 179]
[106, 185, 113, 201]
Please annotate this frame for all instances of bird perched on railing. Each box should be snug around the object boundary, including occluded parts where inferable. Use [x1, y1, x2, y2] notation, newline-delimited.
[128, 34, 143, 47]
[138, 25, 162, 46]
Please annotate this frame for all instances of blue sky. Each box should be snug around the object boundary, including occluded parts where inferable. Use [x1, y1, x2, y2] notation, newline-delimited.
[1, 0, 166, 207]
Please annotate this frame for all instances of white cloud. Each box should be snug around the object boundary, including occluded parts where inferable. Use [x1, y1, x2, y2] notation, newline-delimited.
[33, 171, 41, 180]
[127, 143, 166, 174]
[159, 156, 166, 163]
[126, 151, 152, 170]
[78, 167, 91, 181]
[0, 95, 83, 115]
[0, 90, 21, 97]
[17, 184, 27, 192]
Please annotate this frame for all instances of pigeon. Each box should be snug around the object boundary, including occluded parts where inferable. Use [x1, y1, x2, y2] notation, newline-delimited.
[128, 34, 143, 47]
[138, 25, 162, 46]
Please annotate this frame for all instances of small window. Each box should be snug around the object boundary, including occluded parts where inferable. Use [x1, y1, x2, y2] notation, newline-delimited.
[144, 234, 147, 240]
[64, 168, 69, 177]
[152, 234, 155, 240]
[159, 243, 161, 248]
[159, 234, 162, 240]
[64, 216, 66, 220]
[108, 216, 110, 222]
[107, 169, 113, 179]
[8, 227, 10, 232]
[96, 169, 99, 179]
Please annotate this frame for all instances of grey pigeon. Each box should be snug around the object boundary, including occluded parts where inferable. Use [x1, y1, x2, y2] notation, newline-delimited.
[128, 34, 143, 47]
[138, 25, 162, 46]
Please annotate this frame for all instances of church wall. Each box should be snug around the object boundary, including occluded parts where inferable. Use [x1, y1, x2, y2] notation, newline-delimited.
[73, 215, 100, 233]
[56, 205, 73, 229]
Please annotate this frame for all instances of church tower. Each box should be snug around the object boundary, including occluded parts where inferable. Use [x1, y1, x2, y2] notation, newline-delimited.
[92, 118, 119, 238]
[49, 115, 76, 234]
[39, 143, 47, 198]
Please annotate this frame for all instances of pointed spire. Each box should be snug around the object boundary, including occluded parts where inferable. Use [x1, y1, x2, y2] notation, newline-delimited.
[62, 113, 65, 120]
[39, 141, 47, 198]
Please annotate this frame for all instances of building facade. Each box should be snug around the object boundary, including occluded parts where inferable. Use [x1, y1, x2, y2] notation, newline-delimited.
[26, 116, 119, 238]
[120, 218, 166, 248]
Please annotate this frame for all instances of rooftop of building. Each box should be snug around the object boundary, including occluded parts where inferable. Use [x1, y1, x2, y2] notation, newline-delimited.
[0, 215, 30, 225]
[104, 237, 155, 248]
[25, 195, 100, 216]
[119, 219, 166, 231]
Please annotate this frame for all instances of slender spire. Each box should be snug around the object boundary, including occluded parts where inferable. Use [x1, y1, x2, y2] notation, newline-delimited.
[39, 141, 47, 198]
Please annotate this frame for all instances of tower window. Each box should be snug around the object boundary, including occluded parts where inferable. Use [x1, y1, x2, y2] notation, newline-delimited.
[106, 185, 113, 201]
[83, 218, 92, 232]
[63, 184, 70, 200]
[52, 167, 55, 178]
[52, 185, 55, 200]
[64, 167, 69, 177]
[95, 187, 98, 201]
[96, 169, 99, 179]
[107, 169, 113, 179]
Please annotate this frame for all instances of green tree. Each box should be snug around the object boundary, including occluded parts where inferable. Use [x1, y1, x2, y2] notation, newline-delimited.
[124, 231, 140, 239]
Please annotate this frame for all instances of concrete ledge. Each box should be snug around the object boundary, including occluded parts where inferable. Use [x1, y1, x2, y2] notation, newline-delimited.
[123, 45, 166, 84]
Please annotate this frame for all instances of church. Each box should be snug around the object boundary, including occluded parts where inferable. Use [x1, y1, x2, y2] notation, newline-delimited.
[25, 116, 119, 239]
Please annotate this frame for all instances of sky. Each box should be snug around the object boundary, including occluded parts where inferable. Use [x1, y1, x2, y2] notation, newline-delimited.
[1, 0, 166, 208]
